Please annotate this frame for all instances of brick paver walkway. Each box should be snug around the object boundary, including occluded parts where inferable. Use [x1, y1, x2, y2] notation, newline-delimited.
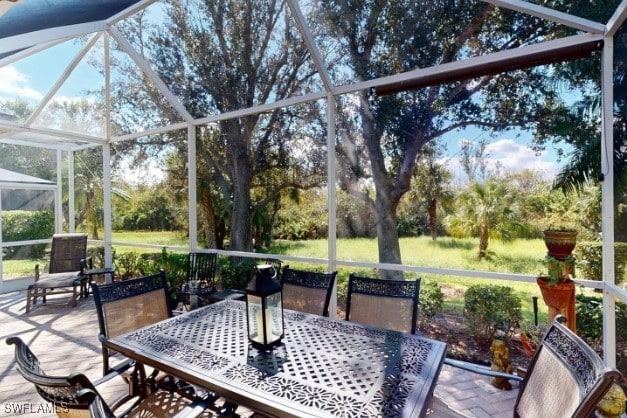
[0, 290, 518, 417]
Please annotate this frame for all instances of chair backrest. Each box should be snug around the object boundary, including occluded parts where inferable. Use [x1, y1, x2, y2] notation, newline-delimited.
[280, 267, 337, 317]
[514, 315, 623, 418]
[91, 271, 171, 374]
[345, 274, 420, 334]
[187, 252, 217, 291]
[6, 336, 96, 417]
[48, 233, 88, 274]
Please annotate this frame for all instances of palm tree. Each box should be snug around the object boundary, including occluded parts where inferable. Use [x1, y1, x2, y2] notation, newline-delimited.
[447, 180, 520, 259]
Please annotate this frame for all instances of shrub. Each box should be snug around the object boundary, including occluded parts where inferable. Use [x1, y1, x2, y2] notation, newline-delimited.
[218, 257, 256, 290]
[464, 284, 521, 345]
[87, 245, 105, 267]
[2, 210, 54, 258]
[576, 294, 627, 347]
[576, 242, 627, 285]
[115, 251, 150, 280]
[418, 279, 443, 324]
[150, 248, 189, 289]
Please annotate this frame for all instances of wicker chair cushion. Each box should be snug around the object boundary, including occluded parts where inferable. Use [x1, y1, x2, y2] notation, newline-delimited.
[516, 346, 580, 418]
[282, 283, 328, 316]
[31, 271, 82, 288]
[348, 293, 415, 333]
[103, 289, 170, 339]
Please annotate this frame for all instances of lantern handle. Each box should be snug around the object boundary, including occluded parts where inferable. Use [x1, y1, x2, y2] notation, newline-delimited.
[256, 264, 277, 280]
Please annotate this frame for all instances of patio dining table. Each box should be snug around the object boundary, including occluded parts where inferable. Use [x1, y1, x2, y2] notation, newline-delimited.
[104, 299, 447, 418]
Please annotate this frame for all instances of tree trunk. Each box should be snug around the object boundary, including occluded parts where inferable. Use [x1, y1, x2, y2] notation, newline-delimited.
[360, 91, 403, 280]
[199, 185, 217, 249]
[478, 219, 489, 259]
[229, 157, 254, 253]
[375, 197, 403, 280]
[428, 198, 437, 241]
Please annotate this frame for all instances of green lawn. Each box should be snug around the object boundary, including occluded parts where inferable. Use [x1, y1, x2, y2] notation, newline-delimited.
[4, 232, 602, 324]
[268, 236, 557, 322]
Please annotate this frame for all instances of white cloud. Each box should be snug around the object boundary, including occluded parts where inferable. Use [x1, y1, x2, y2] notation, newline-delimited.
[440, 138, 560, 186]
[0, 66, 44, 102]
[484, 138, 559, 179]
[116, 158, 165, 187]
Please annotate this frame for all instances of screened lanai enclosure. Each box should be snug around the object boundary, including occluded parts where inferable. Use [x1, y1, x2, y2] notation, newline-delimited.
[0, 0, 626, 366]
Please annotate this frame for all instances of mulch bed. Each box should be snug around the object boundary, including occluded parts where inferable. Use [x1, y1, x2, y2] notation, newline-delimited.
[418, 310, 531, 370]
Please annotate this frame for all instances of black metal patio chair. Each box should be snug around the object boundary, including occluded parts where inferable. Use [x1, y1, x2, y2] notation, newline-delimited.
[6, 336, 213, 418]
[91, 271, 172, 377]
[513, 315, 623, 417]
[280, 267, 337, 317]
[434, 315, 624, 418]
[181, 252, 218, 309]
[345, 274, 421, 334]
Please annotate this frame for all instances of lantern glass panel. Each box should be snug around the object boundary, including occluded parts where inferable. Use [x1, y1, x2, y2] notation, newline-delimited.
[247, 292, 283, 347]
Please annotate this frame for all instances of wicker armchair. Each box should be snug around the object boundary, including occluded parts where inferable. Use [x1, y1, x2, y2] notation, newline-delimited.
[514, 315, 623, 418]
[25, 233, 89, 313]
[5, 336, 211, 418]
[280, 267, 337, 317]
[345, 274, 421, 334]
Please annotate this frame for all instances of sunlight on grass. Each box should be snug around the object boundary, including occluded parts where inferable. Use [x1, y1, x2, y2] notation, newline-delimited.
[112, 231, 188, 247]
[3, 233, 603, 324]
[268, 236, 586, 321]
[273, 236, 547, 274]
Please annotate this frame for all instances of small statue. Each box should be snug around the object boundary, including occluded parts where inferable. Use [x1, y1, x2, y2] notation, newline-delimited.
[490, 339, 513, 390]
[595, 383, 626, 418]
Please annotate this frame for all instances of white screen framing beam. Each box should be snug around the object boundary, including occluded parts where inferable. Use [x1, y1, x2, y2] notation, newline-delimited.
[26, 33, 102, 126]
[606, 0, 627, 36]
[0, 21, 107, 56]
[108, 27, 194, 124]
[601, 38, 617, 367]
[482, 0, 606, 33]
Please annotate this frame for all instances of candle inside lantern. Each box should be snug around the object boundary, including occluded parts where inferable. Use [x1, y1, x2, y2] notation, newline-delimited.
[255, 308, 273, 343]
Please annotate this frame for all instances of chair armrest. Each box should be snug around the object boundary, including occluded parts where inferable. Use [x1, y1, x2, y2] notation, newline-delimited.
[76, 388, 116, 418]
[443, 358, 523, 382]
[80, 256, 93, 273]
[91, 358, 134, 386]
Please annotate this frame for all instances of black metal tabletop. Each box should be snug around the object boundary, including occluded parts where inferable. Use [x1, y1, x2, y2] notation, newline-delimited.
[104, 299, 447, 418]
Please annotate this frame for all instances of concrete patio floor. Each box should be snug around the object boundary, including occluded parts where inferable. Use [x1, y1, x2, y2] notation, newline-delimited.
[0, 290, 519, 418]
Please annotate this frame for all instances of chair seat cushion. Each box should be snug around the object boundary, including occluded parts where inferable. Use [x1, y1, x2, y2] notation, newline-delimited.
[31, 271, 83, 288]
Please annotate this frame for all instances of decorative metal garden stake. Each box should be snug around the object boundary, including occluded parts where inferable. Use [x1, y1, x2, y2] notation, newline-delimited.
[245, 264, 284, 350]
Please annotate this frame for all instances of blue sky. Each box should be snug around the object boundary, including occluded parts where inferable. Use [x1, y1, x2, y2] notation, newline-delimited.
[0, 39, 566, 186]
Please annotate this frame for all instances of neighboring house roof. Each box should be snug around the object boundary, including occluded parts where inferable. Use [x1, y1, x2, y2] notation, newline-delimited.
[0, 168, 54, 185]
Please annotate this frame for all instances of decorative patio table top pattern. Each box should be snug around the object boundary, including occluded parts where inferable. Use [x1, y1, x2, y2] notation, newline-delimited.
[104, 299, 447, 418]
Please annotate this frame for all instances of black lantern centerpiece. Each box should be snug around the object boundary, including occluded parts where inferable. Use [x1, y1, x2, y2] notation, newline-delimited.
[245, 264, 284, 350]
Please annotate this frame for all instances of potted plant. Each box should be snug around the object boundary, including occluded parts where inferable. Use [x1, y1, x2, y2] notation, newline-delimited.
[542, 219, 578, 260]
[537, 254, 577, 330]
[543, 229, 578, 259]
[537, 255, 575, 306]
